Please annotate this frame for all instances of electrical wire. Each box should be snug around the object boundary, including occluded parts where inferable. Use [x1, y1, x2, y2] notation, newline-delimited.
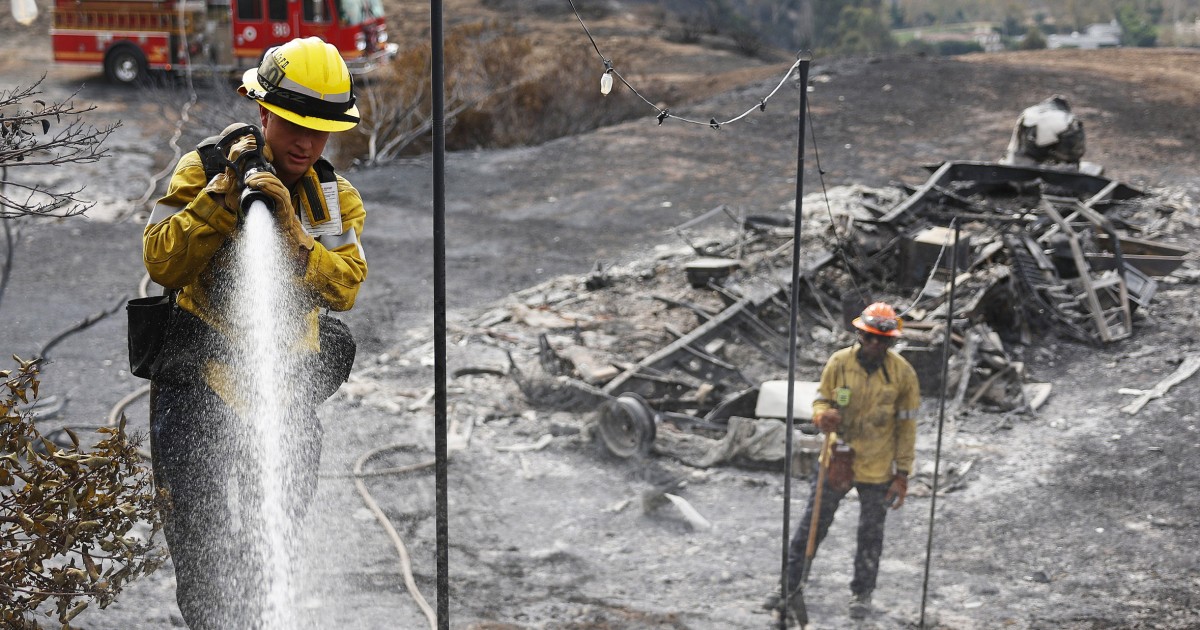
[804, 98, 866, 302]
[805, 98, 955, 320]
[897, 217, 958, 320]
[566, 0, 803, 128]
[566, 0, 925, 321]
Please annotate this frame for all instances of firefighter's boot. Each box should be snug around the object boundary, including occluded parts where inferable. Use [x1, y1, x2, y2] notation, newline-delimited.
[763, 586, 807, 627]
[848, 591, 872, 620]
[785, 587, 808, 627]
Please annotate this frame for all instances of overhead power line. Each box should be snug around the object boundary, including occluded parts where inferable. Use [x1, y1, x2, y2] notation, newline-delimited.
[566, 0, 805, 128]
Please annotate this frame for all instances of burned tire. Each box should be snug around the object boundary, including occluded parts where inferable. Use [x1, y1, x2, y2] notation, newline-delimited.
[104, 45, 148, 86]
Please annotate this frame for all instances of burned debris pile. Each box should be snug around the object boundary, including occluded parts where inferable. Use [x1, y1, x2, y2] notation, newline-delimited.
[440, 160, 1195, 471]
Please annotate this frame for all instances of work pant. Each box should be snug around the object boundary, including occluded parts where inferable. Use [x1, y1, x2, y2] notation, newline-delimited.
[785, 470, 891, 597]
[149, 378, 323, 630]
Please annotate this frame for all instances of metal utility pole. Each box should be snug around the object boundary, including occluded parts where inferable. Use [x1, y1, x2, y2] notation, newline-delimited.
[430, 0, 449, 627]
[778, 52, 812, 630]
[919, 223, 960, 628]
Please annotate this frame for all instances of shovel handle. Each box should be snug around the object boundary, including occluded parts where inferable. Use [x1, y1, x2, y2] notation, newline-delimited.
[801, 431, 838, 583]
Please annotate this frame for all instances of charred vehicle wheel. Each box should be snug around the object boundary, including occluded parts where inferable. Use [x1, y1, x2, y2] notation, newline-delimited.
[104, 45, 148, 86]
[597, 393, 657, 458]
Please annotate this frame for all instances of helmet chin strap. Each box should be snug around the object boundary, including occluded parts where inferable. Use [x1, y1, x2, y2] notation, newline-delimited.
[855, 343, 885, 373]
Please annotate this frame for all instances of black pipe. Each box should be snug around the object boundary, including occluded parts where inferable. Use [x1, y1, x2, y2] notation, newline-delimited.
[778, 53, 811, 630]
[430, 0, 449, 626]
[920, 222, 959, 628]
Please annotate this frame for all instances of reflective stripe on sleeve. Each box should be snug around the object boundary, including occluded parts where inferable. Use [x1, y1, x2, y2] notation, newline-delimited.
[148, 202, 185, 226]
[317, 229, 365, 262]
[897, 409, 918, 420]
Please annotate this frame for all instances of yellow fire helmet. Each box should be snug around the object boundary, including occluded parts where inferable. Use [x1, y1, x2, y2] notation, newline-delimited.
[239, 37, 360, 133]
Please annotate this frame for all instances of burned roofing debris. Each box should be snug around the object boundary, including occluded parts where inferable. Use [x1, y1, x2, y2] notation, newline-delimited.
[441, 157, 1196, 468]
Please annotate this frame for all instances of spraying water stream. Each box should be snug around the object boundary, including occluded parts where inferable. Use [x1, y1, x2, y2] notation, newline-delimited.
[227, 201, 305, 629]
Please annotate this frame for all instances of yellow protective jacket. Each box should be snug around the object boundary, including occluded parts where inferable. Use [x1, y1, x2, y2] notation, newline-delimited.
[143, 150, 366, 408]
[810, 346, 919, 484]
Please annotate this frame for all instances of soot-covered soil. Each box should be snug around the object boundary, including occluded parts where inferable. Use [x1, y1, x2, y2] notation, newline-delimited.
[0, 22, 1197, 630]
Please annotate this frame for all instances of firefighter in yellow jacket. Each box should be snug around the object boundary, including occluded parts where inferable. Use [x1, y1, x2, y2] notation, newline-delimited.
[773, 302, 919, 625]
[142, 37, 367, 629]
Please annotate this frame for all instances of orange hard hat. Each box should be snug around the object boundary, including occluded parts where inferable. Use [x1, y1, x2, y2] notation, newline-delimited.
[853, 302, 903, 337]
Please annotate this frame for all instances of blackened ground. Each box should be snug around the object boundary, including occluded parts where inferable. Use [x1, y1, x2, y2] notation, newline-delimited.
[0, 24, 1198, 630]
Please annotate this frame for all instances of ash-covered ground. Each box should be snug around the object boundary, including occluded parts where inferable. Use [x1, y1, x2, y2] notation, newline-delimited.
[1, 28, 1198, 630]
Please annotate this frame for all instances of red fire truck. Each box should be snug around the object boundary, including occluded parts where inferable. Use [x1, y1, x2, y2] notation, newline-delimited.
[51, 0, 398, 85]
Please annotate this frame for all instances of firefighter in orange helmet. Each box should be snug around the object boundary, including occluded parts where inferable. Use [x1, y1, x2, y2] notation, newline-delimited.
[142, 37, 366, 630]
[769, 302, 920, 626]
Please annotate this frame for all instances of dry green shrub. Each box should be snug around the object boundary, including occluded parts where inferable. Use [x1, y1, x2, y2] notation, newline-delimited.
[0, 357, 166, 630]
[665, 14, 708, 44]
[339, 21, 655, 165]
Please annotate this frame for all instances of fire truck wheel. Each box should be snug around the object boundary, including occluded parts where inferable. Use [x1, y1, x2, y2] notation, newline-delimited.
[104, 45, 148, 86]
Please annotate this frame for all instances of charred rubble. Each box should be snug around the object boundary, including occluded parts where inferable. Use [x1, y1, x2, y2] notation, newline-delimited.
[442, 159, 1195, 473]
[408, 98, 1200, 480]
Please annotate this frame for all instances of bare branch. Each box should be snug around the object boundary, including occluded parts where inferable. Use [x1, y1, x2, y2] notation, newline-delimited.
[36, 295, 129, 360]
[0, 212, 14, 309]
[0, 76, 119, 219]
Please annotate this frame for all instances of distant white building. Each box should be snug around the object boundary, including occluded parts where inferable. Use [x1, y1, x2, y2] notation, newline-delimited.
[974, 25, 1003, 52]
[906, 24, 1003, 53]
[1170, 18, 1200, 46]
[1047, 20, 1122, 49]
